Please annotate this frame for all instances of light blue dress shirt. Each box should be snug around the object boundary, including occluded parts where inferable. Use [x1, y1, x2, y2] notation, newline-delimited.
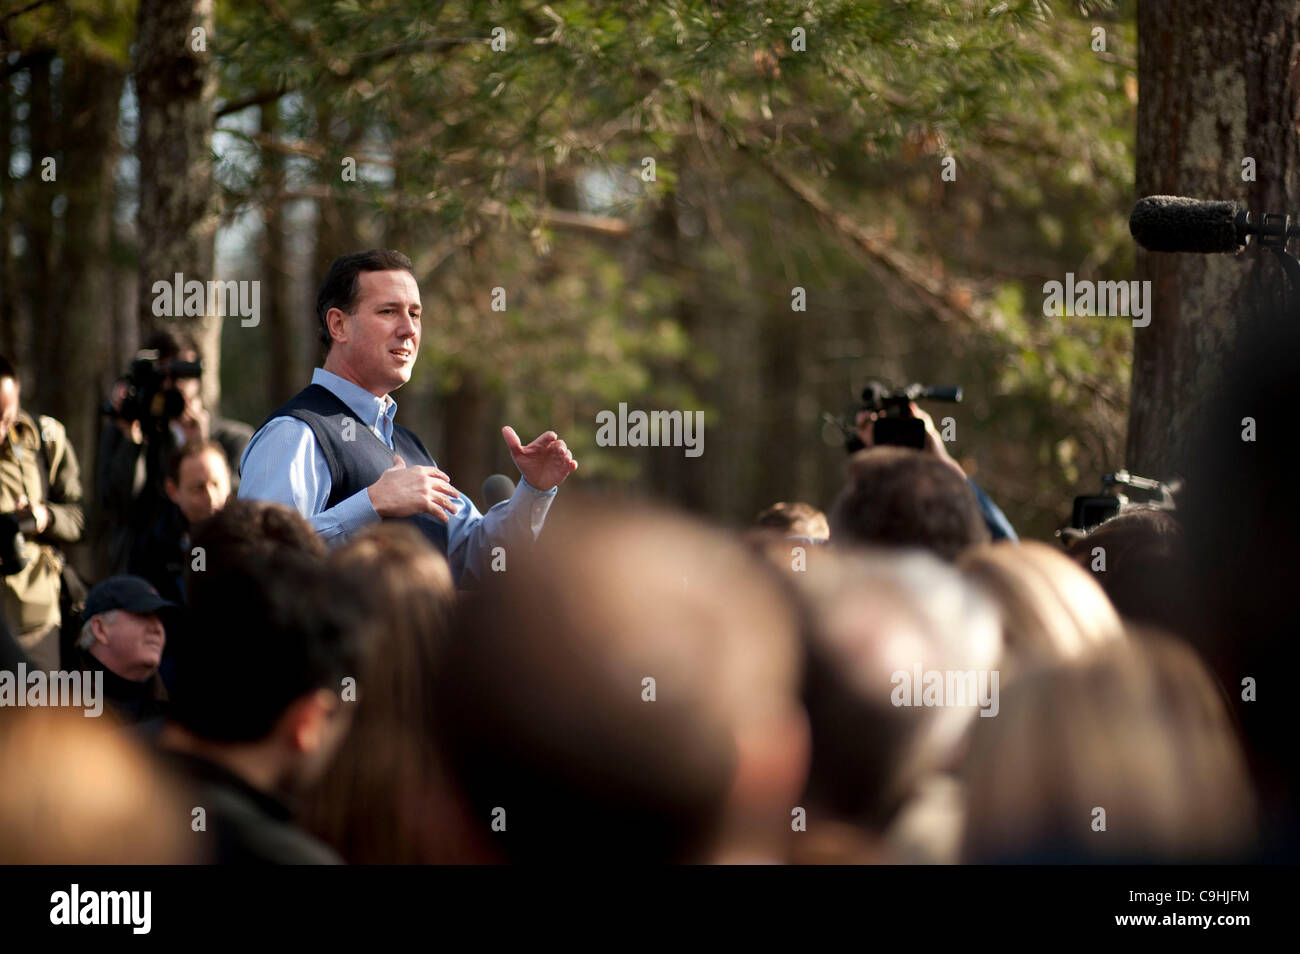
[238, 368, 555, 584]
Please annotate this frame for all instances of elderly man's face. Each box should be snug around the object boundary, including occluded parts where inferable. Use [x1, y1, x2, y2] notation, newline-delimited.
[330, 269, 421, 397]
[0, 377, 20, 444]
[92, 610, 166, 682]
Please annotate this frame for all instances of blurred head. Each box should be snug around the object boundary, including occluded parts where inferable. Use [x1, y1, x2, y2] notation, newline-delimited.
[0, 356, 20, 443]
[0, 708, 191, 863]
[316, 250, 419, 396]
[185, 498, 325, 603]
[300, 523, 458, 863]
[166, 440, 230, 525]
[1181, 300, 1300, 853]
[167, 548, 365, 792]
[754, 501, 830, 541]
[830, 447, 988, 561]
[793, 549, 1001, 844]
[1065, 507, 1189, 636]
[143, 329, 197, 364]
[960, 540, 1124, 681]
[962, 628, 1256, 863]
[431, 499, 807, 864]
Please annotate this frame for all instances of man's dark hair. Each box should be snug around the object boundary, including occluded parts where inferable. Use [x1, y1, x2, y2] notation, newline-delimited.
[184, 499, 325, 603]
[315, 249, 414, 351]
[168, 548, 366, 742]
[142, 329, 199, 362]
[830, 447, 989, 561]
[1066, 507, 1189, 635]
[0, 355, 16, 382]
[166, 439, 229, 486]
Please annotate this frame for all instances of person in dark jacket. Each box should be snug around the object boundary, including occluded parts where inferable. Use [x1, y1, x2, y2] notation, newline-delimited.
[128, 438, 230, 605]
[158, 506, 366, 864]
[74, 575, 173, 726]
[97, 331, 252, 574]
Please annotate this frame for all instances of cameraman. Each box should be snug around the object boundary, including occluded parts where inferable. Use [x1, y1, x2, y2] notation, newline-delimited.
[855, 401, 1017, 542]
[0, 356, 85, 669]
[98, 331, 252, 573]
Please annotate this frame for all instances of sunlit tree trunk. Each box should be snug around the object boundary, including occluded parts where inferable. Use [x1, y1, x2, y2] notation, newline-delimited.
[135, 0, 221, 410]
[50, 56, 125, 463]
[1129, 0, 1300, 478]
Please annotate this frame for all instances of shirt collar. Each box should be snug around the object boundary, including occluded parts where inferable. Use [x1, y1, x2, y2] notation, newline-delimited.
[311, 367, 398, 432]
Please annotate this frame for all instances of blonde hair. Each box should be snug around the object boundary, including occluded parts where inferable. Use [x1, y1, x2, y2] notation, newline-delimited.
[962, 628, 1256, 862]
[959, 540, 1123, 678]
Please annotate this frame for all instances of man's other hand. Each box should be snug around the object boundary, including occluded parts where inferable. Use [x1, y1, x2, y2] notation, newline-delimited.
[502, 426, 578, 492]
[367, 454, 462, 522]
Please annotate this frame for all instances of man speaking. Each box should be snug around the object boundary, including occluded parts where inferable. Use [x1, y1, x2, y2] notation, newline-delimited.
[238, 250, 577, 585]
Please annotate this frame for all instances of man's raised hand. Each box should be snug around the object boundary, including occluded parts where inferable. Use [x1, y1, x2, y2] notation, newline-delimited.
[367, 453, 462, 522]
[502, 426, 578, 492]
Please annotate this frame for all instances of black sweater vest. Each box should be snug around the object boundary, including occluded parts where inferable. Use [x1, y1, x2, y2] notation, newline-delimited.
[255, 384, 450, 555]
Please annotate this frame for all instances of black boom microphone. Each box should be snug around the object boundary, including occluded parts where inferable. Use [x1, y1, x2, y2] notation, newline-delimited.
[482, 473, 516, 509]
[1129, 194, 1300, 253]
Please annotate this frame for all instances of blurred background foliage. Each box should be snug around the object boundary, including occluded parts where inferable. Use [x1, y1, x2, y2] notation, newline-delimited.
[2, 0, 1137, 539]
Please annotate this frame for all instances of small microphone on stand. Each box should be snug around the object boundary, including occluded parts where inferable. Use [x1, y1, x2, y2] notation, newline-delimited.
[482, 473, 516, 509]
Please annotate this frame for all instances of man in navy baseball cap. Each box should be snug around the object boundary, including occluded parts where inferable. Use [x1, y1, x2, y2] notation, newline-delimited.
[82, 575, 176, 621]
[75, 575, 175, 725]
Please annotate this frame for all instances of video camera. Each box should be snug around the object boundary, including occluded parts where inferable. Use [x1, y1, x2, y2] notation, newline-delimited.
[825, 381, 963, 453]
[1070, 470, 1178, 531]
[100, 349, 202, 432]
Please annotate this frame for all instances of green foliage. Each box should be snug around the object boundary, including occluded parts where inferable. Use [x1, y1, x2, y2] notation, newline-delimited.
[208, 0, 1136, 536]
[1, 0, 137, 63]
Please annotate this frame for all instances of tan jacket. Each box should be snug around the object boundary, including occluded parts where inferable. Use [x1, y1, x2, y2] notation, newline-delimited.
[0, 409, 84, 635]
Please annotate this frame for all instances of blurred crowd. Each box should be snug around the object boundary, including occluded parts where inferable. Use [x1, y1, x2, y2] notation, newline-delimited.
[0, 308, 1294, 866]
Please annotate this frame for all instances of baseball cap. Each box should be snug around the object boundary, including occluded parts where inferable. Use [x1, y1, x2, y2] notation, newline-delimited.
[83, 575, 177, 620]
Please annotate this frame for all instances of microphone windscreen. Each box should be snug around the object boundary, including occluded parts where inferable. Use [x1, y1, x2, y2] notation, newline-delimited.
[1129, 195, 1243, 253]
[482, 474, 516, 509]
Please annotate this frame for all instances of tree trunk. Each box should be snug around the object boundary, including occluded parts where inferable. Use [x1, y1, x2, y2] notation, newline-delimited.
[49, 56, 125, 468]
[135, 0, 221, 410]
[19, 52, 55, 386]
[261, 100, 296, 406]
[313, 98, 364, 266]
[645, 151, 710, 513]
[1129, 0, 1300, 478]
[0, 66, 14, 363]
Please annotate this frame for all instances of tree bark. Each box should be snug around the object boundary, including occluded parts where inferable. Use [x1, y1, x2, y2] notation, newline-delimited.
[19, 52, 54, 384]
[260, 101, 296, 406]
[135, 0, 221, 410]
[50, 56, 125, 466]
[0, 64, 14, 364]
[1129, 0, 1300, 478]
